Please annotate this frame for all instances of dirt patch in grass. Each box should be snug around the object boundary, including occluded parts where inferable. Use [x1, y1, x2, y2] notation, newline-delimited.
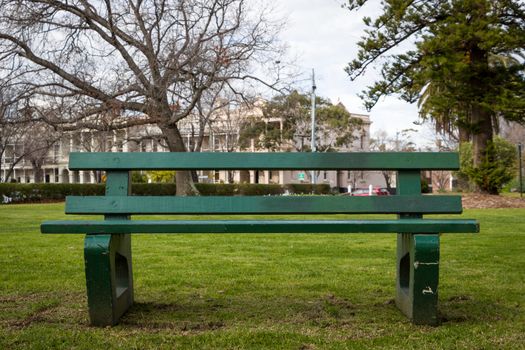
[0, 292, 86, 329]
[461, 193, 525, 209]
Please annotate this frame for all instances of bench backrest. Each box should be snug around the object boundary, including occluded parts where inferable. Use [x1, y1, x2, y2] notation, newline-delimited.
[66, 152, 462, 216]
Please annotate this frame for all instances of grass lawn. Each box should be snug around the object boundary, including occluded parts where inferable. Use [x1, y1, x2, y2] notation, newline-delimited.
[501, 192, 524, 198]
[0, 203, 524, 349]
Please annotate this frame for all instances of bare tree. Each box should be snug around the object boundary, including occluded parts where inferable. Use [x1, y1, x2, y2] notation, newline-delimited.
[1, 120, 59, 183]
[370, 129, 417, 191]
[24, 122, 60, 182]
[0, 0, 285, 194]
[1, 82, 60, 182]
[432, 171, 451, 192]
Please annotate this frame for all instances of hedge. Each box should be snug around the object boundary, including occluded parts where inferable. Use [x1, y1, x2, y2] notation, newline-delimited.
[0, 183, 331, 203]
[0, 184, 104, 203]
[285, 184, 331, 195]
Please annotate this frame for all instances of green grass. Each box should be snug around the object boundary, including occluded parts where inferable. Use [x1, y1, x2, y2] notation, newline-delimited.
[501, 192, 524, 198]
[0, 203, 524, 349]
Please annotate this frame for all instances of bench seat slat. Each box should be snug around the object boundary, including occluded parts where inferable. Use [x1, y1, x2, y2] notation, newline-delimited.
[41, 219, 479, 234]
[68, 152, 460, 170]
[66, 195, 463, 215]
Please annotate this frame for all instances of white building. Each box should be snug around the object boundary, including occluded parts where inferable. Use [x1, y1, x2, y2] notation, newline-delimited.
[1, 101, 385, 191]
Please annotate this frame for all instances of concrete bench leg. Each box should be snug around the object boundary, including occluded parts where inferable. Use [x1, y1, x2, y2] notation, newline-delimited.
[84, 234, 134, 326]
[395, 233, 440, 325]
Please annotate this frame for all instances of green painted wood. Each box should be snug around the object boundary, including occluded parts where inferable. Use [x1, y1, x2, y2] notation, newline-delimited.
[410, 234, 440, 325]
[84, 234, 134, 326]
[41, 219, 479, 234]
[84, 171, 133, 326]
[397, 170, 422, 197]
[41, 152, 481, 327]
[395, 234, 440, 325]
[65, 195, 464, 215]
[84, 235, 113, 325]
[68, 152, 460, 170]
[395, 170, 440, 325]
[105, 171, 131, 197]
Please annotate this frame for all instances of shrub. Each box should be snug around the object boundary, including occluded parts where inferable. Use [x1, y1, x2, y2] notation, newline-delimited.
[238, 184, 284, 196]
[502, 177, 524, 193]
[131, 183, 177, 196]
[195, 183, 237, 196]
[458, 138, 517, 194]
[0, 184, 104, 203]
[0, 181, 336, 203]
[421, 178, 430, 193]
[145, 171, 176, 183]
[284, 184, 331, 195]
[131, 172, 148, 183]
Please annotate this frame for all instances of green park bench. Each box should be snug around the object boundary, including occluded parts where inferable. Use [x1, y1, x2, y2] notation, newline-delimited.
[41, 152, 479, 326]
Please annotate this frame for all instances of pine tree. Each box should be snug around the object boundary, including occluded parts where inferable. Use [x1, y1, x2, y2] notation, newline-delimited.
[346, 0, 525, 193]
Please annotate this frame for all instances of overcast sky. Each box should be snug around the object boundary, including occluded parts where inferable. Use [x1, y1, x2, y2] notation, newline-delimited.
[275, 0, 430, 146]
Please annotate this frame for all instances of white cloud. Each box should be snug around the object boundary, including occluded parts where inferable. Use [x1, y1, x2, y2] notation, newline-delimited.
[275, 0, 428, 145]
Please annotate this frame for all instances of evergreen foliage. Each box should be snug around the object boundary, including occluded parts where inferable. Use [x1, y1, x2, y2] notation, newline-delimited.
[458, 137, 517, 194]
[346, 0, 525, 193]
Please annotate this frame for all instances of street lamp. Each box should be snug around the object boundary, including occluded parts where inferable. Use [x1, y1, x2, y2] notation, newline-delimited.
[518, 143, 523, 199]
[310, 68, 317, 185]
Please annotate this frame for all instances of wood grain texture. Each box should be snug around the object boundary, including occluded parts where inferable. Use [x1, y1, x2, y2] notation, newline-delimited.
[65, 195, 464, 215]
[41, 219, 479, 234]
[68, 152, 460, 170]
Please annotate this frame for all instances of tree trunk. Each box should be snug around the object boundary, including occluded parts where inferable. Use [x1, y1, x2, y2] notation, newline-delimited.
[471, 105, 493, 168]
[32, 160, 44, 183]
[160, 123, 199, 196]
[382, 171, 392, 191]
[469, 41, 494, 193]
[458, 127, 470, 144]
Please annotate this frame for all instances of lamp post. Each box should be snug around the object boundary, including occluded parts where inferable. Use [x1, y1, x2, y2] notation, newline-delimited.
[518, 143, 523, 199]
[310, 68, 317, 185]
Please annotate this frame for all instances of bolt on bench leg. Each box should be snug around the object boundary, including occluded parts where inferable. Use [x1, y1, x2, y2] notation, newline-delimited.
[395, 233, 440, 325]
[84, 234, 134, 326]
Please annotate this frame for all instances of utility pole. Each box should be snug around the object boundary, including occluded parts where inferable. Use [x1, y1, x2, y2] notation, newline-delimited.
[310, 68, 317, 185]
[519, 143, 523, 199]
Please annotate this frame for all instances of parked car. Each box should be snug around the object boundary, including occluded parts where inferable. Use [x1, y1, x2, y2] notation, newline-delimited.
[341, 187, 390, 196]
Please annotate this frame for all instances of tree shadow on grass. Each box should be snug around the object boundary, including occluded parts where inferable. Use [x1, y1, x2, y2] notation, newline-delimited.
[438, 294, 521, 324]
[119, 293, 360, 332]
[117, 293, 521, 331]
[1, 291, 519, 331]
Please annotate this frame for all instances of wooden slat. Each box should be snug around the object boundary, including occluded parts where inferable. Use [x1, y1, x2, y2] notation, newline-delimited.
[41, 219, 479, 234]
[65, 195, 463, 215]
[68, 152, 460, 170]
[104, 171, 130, 222]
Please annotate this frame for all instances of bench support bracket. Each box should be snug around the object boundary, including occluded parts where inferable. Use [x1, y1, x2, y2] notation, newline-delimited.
[84, 233, 134, 326]
[395, 233, 440, 325]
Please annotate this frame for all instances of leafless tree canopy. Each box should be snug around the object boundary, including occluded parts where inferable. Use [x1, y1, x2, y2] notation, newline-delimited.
[0, 0, 285, 193]
[0, 89, 60, 182]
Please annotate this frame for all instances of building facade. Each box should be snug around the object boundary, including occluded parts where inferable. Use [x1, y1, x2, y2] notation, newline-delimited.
[1, 102, 385, 191]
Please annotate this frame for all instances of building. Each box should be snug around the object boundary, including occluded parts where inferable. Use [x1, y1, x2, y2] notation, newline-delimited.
[1, 101, 385, 190]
